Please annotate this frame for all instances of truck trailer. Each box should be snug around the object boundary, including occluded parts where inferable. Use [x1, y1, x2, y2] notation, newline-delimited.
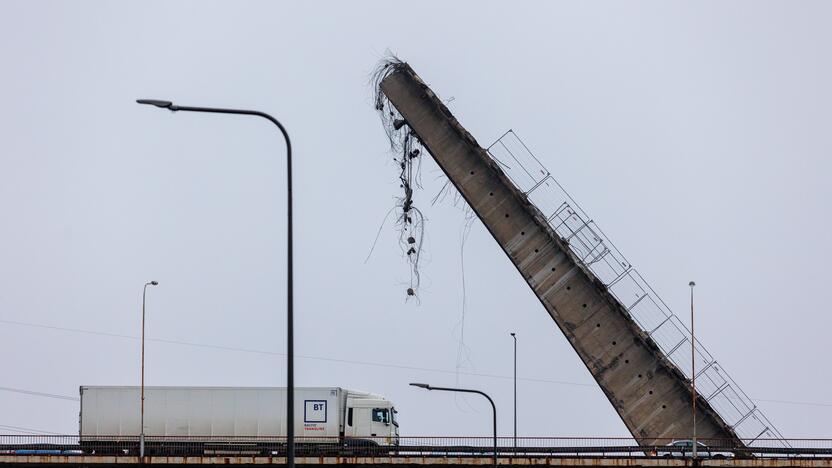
[79, 386, 399, 455]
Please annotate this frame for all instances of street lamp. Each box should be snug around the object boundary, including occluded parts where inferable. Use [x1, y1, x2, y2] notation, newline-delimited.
[510, 332, 516, 452]
[140, 280, 158, 458]
[689, 280, 697, 460]
[137, 99, 295, 467]
[409, 383, 497, 467]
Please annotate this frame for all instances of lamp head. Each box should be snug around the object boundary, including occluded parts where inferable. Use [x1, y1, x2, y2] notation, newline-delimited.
[409, 383, 431, 390]
[137, 99, 174, 109]
[149, 281, 159, 286]
[510, 332, 516, 337]
[689, 281, 696, 287]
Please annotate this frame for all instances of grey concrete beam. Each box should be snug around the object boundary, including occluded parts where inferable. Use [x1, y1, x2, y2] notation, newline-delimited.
[378, 63, 739, 445]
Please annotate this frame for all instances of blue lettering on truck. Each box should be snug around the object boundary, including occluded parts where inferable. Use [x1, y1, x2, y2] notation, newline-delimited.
[304, 400, 327, 423]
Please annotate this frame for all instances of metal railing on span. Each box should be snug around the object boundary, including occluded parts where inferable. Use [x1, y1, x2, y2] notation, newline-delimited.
[0, 435, 829, 458]
[486, 130, 786, 448]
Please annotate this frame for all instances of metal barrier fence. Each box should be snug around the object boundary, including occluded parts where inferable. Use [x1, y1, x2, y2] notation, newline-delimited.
[0, 435, 830, 458]
[486, 130, 786, 447]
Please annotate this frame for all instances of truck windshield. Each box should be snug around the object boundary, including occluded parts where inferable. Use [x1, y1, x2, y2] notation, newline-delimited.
[371, 408, 389, 424]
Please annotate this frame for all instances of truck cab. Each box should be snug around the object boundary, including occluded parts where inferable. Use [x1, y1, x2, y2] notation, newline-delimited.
[343, 392, 399, 445]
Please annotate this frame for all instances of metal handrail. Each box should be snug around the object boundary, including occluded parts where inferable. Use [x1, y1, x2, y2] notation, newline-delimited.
[484, 130, 788, 446]
[0, 435, 828, 458]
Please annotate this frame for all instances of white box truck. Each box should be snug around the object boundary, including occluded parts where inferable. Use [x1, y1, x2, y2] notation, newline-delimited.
[79, 386, 399, 455]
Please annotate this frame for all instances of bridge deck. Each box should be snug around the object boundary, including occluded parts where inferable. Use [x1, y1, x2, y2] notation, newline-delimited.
[1, 456, 830, 467]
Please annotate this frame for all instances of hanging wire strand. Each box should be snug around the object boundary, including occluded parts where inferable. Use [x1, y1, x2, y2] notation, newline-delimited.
[372, 56, 427, 299]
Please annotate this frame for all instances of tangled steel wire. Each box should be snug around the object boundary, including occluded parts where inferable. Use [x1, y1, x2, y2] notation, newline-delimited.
[372, 57, 426, 299]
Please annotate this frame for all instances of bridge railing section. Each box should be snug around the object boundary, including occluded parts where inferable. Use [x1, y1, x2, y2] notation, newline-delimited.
[0, 435, 828, 458]
[486, 130, 786, 448]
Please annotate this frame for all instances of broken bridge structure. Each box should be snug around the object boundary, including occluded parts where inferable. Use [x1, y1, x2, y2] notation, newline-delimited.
[376, 61, 785, 448]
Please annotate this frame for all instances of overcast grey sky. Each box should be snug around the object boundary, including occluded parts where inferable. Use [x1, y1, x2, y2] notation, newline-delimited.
[1, 1, 830, 438]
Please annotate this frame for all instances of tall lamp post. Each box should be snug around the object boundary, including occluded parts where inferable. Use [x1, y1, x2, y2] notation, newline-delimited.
[410, 383, 497, 468]
[510, 332, 516, 452]
[140, 280, 158, 458]
[689, 280, 697, 460]
[137, 99, 295, 467]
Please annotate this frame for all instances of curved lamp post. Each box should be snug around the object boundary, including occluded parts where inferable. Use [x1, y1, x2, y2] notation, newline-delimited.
[136, 99, 295, 467]
[410, 383, 497, 467]
[140, 280, 158, 458]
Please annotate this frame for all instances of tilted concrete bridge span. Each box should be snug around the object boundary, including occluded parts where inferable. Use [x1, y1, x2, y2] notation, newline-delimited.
[376, 60, 782, 447]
